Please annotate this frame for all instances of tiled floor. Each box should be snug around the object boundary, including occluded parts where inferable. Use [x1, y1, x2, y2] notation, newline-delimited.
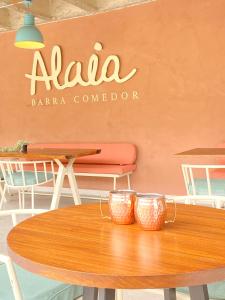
[0, 192, 186, 300]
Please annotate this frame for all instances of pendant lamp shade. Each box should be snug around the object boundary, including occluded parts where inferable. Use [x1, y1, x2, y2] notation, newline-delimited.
[15, 13, 45, 49]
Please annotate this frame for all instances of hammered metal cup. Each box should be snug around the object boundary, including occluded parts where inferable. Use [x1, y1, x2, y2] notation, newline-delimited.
[135, 193, 176, 230]
[108, 190, 136, 225]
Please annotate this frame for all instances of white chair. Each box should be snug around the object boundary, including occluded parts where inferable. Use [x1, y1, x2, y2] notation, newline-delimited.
[181, 164, 225, 208]
[0, 209, 83, 300]
[0, 160, 55, 210]
[0, 171, 6, 206]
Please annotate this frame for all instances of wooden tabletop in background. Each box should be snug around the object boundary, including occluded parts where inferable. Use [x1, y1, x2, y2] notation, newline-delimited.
[7, 203, 225, 289]
[0, 148, 100, 161]
[176, 148, 225, 156]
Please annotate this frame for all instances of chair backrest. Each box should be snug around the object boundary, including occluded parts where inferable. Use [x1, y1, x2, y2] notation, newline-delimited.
[181, 164, 225, 207]
[0, 209, 47, 300]
[0, 160, 55, 188]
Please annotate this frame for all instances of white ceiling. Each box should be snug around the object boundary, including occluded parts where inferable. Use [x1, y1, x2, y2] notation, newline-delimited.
[0, 0, 156, 32]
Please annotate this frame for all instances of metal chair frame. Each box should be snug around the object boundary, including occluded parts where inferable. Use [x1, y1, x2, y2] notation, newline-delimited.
[0, 160, 55, 210]
[182, 164, 225, 208]
[0, 209, 47, 300]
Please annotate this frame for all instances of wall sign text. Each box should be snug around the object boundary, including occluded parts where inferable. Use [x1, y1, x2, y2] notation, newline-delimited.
[31, 90, 139, 107]
[26, 42, 137, 96]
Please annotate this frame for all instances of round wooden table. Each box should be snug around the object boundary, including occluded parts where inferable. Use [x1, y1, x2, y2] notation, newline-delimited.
[7, 203, 225, 300]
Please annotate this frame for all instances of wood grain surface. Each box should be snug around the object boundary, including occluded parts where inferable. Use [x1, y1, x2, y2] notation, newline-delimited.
[176, 148, 225, 156]
[0, 148, 100, 161]
[7, 203, 225, 289]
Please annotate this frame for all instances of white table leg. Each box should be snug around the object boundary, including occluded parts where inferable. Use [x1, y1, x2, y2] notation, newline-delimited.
[50, 160, 67, 210]
[67, 159, 81, 205]
[50, 158, 81, 209]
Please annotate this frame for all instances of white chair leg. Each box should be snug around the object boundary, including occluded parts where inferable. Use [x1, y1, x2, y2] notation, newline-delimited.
[18, 190, 22, 209]
[0, 184, 6, 209]
[6, 187, 15, 200]
[116, 289, 123, 300]
[113, 177, 117, 190]
[22, 189, 25, 209]
[0, 182, 7, 204]
[53, 173, 56, 187]
[5, 256, 23, 300]
[127, 174, 131, 189]
[31, 186, 34, 210]
[216, 199, 222, 209]
[184, 198, 191, 205]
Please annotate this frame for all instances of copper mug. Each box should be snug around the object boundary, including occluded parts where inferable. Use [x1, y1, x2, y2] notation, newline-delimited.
[108, 190, 136, 225]
[135, 193, 176, 230]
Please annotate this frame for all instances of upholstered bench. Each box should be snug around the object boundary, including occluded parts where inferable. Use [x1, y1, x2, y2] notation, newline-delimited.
[28, 143, 137, 189]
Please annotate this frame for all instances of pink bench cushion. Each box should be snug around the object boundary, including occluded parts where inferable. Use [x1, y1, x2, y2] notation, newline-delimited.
[24, 163, 136, 175]
[74, 163, 136, 174]
[28, 143, 137, 165]
[212, 169, 225, 179]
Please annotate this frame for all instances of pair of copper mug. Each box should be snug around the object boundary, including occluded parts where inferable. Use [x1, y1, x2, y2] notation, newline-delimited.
[108, 190, 176, 230]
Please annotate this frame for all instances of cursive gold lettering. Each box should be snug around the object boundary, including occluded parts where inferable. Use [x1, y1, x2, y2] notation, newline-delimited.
[26, 42, 137, 95]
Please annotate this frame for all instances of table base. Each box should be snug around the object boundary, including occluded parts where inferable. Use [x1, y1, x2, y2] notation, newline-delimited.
[84, 286, 209, 300]
[164, 288, 176, 300]
[50, 158, 81, 210]
[83, 287, 98, 300]
[165, 285, 209, 300]
[83, 288, 115, 300]
[189, 285, 209, 300]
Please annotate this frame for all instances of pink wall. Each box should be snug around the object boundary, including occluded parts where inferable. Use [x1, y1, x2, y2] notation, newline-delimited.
[0, 0, 225, 194]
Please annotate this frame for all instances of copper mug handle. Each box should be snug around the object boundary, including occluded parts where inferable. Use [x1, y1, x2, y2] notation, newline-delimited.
[165, 198, 176, 224]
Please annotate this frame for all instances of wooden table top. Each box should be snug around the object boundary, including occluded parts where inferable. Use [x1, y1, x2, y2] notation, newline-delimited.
[176, 148, 225, 156]
[0, 148, 100, 160]
[7, 203, 225, 289]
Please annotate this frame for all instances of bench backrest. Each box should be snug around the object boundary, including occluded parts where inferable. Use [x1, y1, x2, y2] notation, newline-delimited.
[28, 143, 137, 165]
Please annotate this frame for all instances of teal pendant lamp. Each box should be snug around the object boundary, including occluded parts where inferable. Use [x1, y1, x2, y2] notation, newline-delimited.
[15, 0, 45, 49]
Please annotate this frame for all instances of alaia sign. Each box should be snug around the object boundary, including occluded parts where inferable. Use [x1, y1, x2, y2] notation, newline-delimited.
[26, 42, 137, 96]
